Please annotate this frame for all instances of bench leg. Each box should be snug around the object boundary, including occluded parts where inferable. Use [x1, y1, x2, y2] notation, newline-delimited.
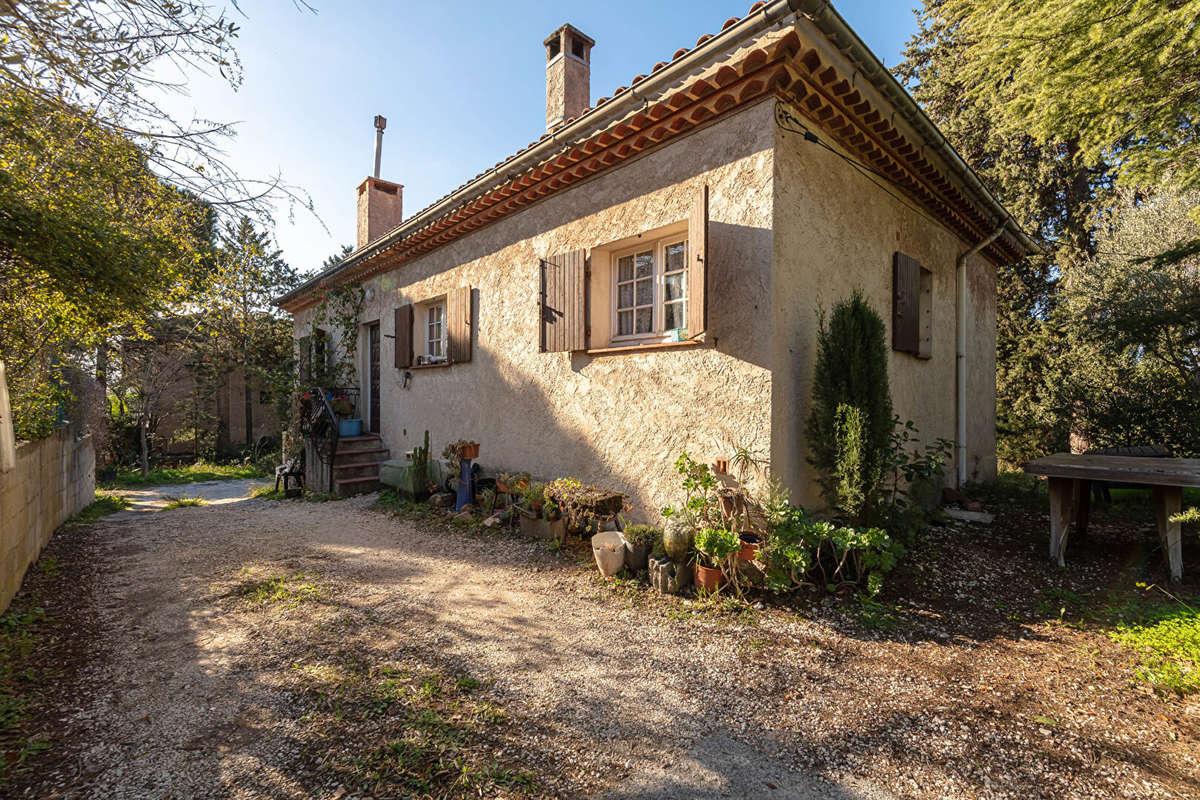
[1048, 477, 1074, 568]
[1153, 486, 1183, 584]
[1073, 479, 1091, 539]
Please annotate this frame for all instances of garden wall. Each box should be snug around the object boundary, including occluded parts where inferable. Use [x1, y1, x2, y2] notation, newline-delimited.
[0, 425, 95, 612]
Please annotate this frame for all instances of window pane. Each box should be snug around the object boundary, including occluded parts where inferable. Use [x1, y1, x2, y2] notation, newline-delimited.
[636, 277, 653, 306]
[636, 307, 652, 334]
[618, 310, 633, 336]
[635, 251, 653, 278]
[618, 256, 634, 282]
[618, 283, 634, 309]
[664, 301, 685, 331]
[665, 241, 686, 272]
[665, 272, 686, 302]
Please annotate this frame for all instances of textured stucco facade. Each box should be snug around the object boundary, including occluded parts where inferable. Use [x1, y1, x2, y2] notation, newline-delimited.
[770, 101, 997, 507]
[294, 97, 1000, 517]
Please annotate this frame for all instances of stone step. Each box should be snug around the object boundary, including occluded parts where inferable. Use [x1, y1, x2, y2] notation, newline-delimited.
[334, 475, 382, 496]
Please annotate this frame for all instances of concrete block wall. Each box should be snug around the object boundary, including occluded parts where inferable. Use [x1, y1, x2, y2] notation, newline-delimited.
[0, 426, 95, 612]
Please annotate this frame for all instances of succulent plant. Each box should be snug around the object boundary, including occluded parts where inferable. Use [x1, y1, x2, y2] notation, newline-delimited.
[662, 517, 694, 563]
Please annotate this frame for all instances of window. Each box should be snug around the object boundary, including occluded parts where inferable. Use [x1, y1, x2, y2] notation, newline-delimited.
[892, 252, 933, 359]
[424, 302, 445, 362]
[612, 236, 688, 342]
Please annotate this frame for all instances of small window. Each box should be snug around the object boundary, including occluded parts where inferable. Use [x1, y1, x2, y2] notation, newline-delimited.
[892, 252, 932, 359]
[612, 236, 688, 343]
[424, 302, 445, 362]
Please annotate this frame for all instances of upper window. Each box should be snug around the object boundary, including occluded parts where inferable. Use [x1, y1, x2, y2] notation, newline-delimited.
[612, 236, 688, 342]
[425, 302, 445, 360]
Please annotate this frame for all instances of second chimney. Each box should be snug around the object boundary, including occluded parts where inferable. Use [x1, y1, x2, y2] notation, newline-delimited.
[357, 177, 402, 249]
[545, 24, 594, 132]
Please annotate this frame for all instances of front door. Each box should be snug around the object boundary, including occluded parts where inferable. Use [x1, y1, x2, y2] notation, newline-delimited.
[367, 322, 381, 434]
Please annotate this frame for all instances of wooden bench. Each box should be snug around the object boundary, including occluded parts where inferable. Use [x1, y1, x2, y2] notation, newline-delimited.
[1024, 453, 1200, 583]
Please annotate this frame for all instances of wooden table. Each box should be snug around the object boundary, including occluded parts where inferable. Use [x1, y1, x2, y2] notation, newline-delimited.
[1024, 453, 1200, 583]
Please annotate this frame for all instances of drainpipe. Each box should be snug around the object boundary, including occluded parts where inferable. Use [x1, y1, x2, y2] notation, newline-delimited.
[956, 222, 1007, 487]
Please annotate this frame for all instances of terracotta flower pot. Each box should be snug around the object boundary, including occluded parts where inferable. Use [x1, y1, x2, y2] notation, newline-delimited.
[738, 532, 762, 562]
[458, 443, 480, 460]
[693, 562, 723, 592]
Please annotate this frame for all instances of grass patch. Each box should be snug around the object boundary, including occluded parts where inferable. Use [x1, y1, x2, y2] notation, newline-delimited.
[69, 492, 131, 523]
[0, 602, 50, 783]
[233, 573, 320, 608]
[1108, 585, 1200, 697]
[292, 660, 537, 796]
[99, 460, 264, 489]
[250, 486, 290, 501]
[160, 494, 205, 510]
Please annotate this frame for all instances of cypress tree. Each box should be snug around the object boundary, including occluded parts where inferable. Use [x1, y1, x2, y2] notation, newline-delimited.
[806, 291, 893, 522]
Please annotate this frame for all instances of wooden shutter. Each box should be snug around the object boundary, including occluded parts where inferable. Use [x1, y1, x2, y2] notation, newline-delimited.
[394, 304, 414, 368]
[540, 249, 587, 352]
[447, 286, 472, 363]
[892, 251, 921, 354]
[687, 184, 709, 337]
[297, 336, 312, 383]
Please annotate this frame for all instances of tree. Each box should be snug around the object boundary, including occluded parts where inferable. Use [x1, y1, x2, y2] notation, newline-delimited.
[898, 2, 1112, 465]
[202, 217, 301, 452]
[0, 89, 212, 439]
[323, 244, 354, 270]
[806, 292, 893, 523]
[941, 0, 1200, 192]
[1055, 188, 1200, 454]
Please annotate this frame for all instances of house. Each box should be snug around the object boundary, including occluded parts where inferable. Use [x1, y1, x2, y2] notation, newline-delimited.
[277, 1, 1038, 513]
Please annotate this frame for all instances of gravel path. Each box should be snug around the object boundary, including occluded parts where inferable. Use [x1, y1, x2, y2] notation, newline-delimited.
[7, 491, 1199, 798]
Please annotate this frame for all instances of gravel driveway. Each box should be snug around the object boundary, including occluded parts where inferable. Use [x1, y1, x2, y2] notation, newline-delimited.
[6, 490, 1198, 798]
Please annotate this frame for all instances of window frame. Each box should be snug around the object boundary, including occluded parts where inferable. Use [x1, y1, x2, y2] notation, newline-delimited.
[417, 298, 447, 365]
[609, 235, 689, 345]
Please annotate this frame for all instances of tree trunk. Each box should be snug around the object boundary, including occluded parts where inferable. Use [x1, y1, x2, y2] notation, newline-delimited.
[243, 370, 253, 449]
[139, 413, 150, 477]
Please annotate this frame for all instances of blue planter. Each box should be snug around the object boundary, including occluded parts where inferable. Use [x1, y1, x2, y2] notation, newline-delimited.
[338, 418, 362, 437]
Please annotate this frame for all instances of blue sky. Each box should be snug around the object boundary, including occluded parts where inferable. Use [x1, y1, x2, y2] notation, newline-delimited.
[177, 1, 919, 274]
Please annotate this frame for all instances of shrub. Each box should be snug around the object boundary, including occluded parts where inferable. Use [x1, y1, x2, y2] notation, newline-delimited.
[694, 527, 739, 570]
[806, 291, 893, 523]
[623, 524, 662, 548]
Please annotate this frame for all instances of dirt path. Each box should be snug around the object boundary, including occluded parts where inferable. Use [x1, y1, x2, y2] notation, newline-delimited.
[7, 492, 1199, 798]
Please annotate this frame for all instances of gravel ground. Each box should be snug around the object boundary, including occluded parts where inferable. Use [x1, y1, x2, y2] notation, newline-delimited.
[4, 488, 1200, 799]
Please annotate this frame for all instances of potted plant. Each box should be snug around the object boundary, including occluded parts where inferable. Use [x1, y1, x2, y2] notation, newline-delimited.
[694, 527, 738, 592]
[621, 524, 661, 573]
[523, 482, 545, 514]
[649, 517, 694, 595]
[543, 499, 566, 543]
[738, 531, 763, 562]
[330, 394, 354, 416]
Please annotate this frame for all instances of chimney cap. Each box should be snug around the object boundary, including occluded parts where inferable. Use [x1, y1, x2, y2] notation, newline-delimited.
[543, 23, 595, 50]
[374, 115, 387, 131]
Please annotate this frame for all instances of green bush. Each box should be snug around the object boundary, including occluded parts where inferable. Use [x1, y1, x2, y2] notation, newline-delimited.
[806, 291, 893, 523]
[623, 524, 662, 548]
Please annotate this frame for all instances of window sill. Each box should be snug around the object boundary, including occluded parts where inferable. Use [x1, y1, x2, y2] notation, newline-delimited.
[584, 340, 703, 356]
[410, 362, 452, 370]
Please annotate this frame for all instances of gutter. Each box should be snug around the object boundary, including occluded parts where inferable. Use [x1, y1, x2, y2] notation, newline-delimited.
[791, 0, 1042, 258]
[956, 222, 1007, 487]
[277, 0, 804, 309]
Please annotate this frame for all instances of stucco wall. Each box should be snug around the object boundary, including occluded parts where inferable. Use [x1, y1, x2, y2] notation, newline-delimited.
[296, 101, 777, 518]
[770, 100, 998, 508]
[0, 426, 95, 612]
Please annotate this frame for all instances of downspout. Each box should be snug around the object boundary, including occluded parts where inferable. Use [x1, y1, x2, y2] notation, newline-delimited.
[956, 222, 1007, 487]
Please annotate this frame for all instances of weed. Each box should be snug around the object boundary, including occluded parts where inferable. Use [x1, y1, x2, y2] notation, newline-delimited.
[233, 573, 320, 608]
[250, 486, 287, 500]
[99, 460, 265, 489]
[161, 493, 205, 510]
[69, 492, 131, 523]
[856, 595, 903, 632]
[1109, 584, 1200, 696]
[0, 604, 49, 782]
[455, 676, 479, 694]
[35, 557, 58, 576]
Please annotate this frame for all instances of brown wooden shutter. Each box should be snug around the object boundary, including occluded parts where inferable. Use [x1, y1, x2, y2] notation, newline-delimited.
[892, 251, 921, 354]
[447, 286, 472, 363]
[394, 304, 413, 368]
[297, 336, 312, 383]
[540, 249, 587, 352]
[687, 184, 709, 337]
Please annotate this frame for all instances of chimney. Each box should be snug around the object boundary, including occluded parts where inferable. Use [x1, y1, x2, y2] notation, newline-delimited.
[544, 24, 594, 132]
[356, 115, 403, 249]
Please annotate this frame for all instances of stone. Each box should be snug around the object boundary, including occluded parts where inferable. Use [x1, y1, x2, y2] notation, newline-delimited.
[453, 511, 475, 523]
[648, 556, 692, 595]
[945, 508, 994, 525]
[429, 492, 455, 509]
[482, 514, 503, 528]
